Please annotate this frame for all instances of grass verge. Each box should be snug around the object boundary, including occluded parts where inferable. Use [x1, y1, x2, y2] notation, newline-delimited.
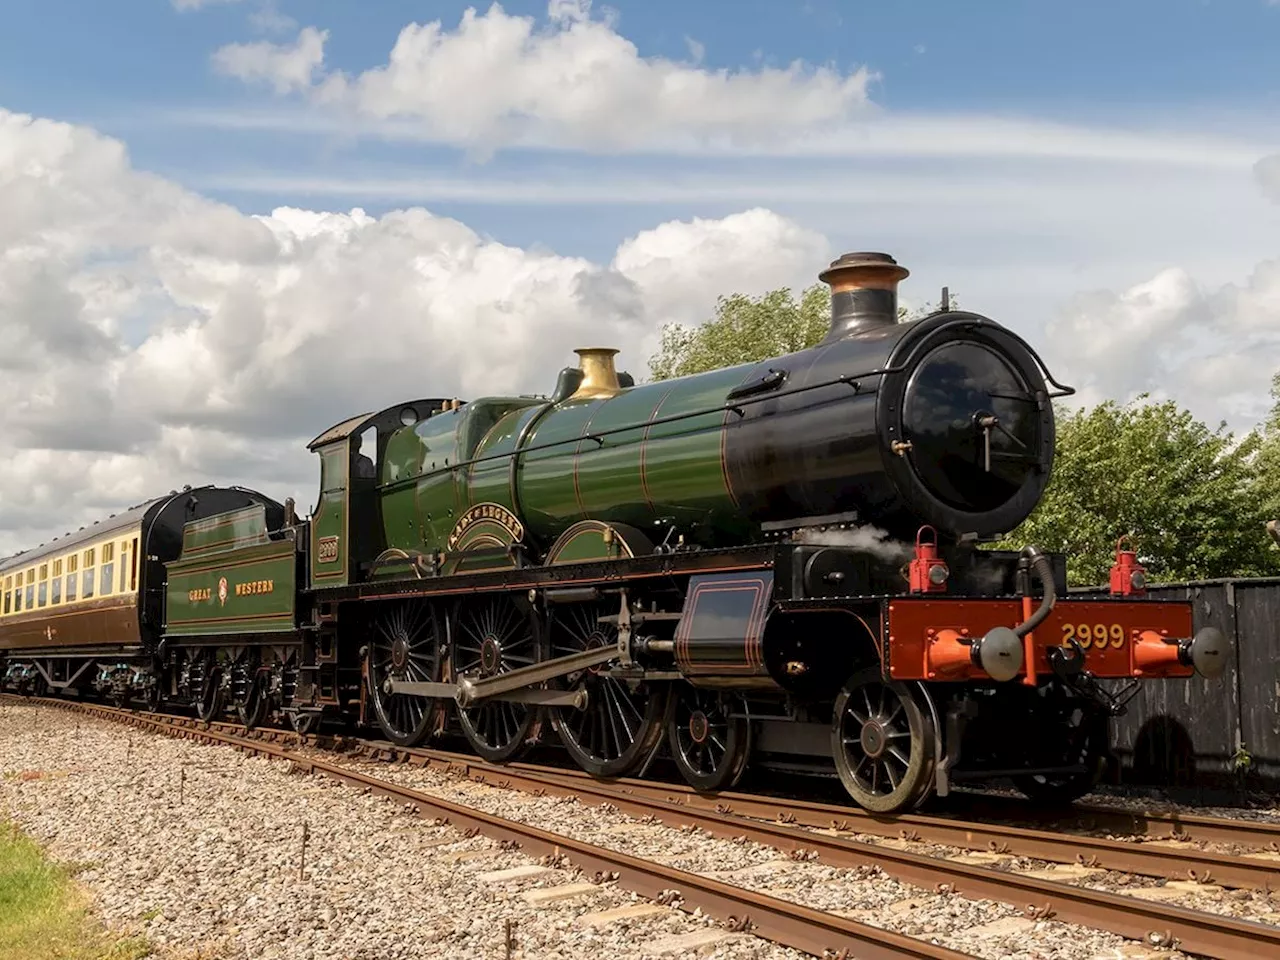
[0, 818, 152, 960]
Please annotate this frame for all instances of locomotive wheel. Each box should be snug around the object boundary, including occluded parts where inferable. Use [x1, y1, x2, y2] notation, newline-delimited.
[143, 677, 162, 714]
[236, 668, 269, 730]
[452, 596, 544, 763]
[548, 601, 669, 778]
[668, 688, 752, 793]
[832, 668, 936, 814]
[196, 659, 225, 723]
[368, 600, 444, 747]
[1013, 700, 1107, 805]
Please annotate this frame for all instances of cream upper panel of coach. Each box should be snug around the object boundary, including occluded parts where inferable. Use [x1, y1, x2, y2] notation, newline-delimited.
[0, 527, 142, 618]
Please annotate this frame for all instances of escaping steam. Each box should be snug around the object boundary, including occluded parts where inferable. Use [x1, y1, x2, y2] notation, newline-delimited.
[791, 525, 915, 564]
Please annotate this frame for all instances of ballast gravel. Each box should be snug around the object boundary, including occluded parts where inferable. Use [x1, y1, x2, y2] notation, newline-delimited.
[1, 702, 1243, 960]
[0, 704, 803, 960]
[297, 743, 1207, 960]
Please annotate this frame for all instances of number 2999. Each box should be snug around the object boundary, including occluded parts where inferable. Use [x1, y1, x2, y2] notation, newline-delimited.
[1061, 623, 1126, 649]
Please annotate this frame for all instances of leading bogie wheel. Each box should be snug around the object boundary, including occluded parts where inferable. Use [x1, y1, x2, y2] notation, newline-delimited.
[668, 687, 752, 793]
[831, 667, 937, 813]
[451, 595, 545, 763]
[1013, 698, 1108, 805]
[367, 600, 444, 747]
[548, 600, 670, 778]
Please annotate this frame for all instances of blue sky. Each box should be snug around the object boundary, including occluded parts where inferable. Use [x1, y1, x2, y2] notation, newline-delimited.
[0, 0, 1279, 548]
[3, 1, 1277, 258]
[1, 0, 1276, 335]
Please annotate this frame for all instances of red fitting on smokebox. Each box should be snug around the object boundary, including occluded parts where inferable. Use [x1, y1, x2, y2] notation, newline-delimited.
[1109, 535, 1147, 596]
[910, 525, 948, 594]
[1133, 629, 1180, 675]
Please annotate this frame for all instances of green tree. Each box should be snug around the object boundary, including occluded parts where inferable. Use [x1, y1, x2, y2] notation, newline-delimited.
[997, 397, 1279, 586]
[1253, 372, 1280, 533]
[647, 285, 953, 381]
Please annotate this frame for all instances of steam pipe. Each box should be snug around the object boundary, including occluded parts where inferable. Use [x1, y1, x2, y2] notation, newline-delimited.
[1014, 544, 1057, 639]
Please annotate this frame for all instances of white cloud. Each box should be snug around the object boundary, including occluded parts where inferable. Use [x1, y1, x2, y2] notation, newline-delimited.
[210, 2, 876, 155]
[0, 106, 824, 555]
[1046, 262, 1280, 430]
[172, 0, 244, 10]
[1255, 153, 1280, 202]
[212, 26, 328, 95]
[167, 101, 1268, 169]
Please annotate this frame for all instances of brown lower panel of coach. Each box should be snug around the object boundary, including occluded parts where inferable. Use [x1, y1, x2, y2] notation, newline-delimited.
[0, 598, 141, 653]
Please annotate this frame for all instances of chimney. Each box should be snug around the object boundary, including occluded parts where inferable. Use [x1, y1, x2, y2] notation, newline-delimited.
[818, 252, 910, 341]
[569, 347, 623, 399]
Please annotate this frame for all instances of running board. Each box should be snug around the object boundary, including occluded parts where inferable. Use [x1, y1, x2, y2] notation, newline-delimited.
[386, 645, 617, 708]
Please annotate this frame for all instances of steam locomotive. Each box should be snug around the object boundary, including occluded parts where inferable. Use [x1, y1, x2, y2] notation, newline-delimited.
[0, 252, 1227, 813]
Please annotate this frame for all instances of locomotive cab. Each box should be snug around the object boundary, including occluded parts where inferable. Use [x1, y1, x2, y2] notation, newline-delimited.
[306, 399, 456, 586]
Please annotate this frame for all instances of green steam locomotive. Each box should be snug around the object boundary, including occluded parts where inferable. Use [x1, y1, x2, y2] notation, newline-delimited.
[0, 252, 1227, 813]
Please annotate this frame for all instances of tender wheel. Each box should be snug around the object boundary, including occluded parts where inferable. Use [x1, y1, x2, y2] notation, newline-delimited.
[548, 601, 670, 778]
[196, 659, 224, 722]
[236, 668, 269, 730]
[1013, 699, 1107, 805]
[451, 596, 544, 763]
[832, 668, 937, 813]
[368, 600, 444, 747]
[668, 688, 751, 792]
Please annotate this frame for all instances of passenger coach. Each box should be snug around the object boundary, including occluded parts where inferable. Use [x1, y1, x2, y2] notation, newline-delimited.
[0, 486, 280, 703]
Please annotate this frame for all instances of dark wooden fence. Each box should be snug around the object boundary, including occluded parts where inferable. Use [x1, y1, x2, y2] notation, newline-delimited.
[1077, 578, 1280, 791]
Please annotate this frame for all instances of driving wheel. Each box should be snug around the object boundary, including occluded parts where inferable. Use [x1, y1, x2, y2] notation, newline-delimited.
[368, 600, 444, 747]
[548, 600, 669, 778]
[451, 595, 544, 763]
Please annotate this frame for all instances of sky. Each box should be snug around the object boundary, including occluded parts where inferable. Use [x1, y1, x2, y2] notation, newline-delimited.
[0, 0, 1278, 555]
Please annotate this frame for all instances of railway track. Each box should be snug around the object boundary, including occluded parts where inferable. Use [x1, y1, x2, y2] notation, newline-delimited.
[7, 694, 1280, 960]
[358, 746, 1280, 891]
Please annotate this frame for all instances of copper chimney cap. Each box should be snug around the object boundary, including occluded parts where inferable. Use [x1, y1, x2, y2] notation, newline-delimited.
[818, 252, 909, 340]
[818, 251, 909, 291]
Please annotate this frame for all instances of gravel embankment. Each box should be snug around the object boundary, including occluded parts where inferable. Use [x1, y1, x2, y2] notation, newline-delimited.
[0, 704, 806, 960]
[298, 743, 1219, 960]
[9, 702, 1271, 960]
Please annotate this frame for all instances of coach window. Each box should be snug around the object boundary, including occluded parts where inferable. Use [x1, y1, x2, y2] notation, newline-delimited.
[3, 576, 10, 614]
[82, 548, 95, 599]
[51, 560, 63, 605]
[100, 543, 115, 597]
[38, 564, 48, 607]
[118, 540, 128, 592]
[66, 554, 78, 603]
[130, 537, 139, 591]
[25, 569, 34, 609]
